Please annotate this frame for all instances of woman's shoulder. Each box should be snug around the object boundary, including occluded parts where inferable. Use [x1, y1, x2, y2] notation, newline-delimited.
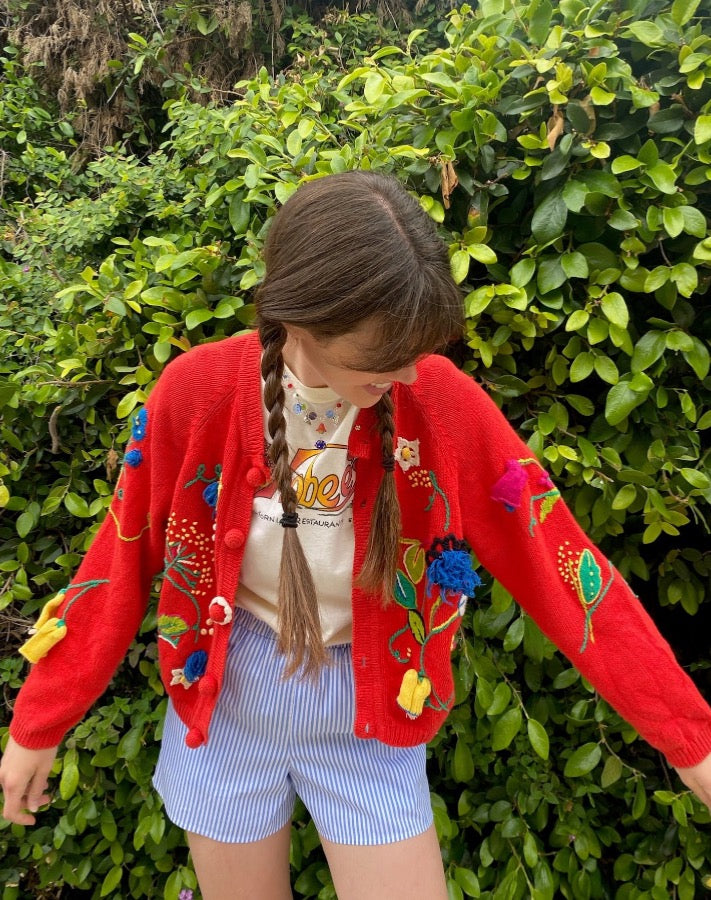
[148, 332, 260, 423]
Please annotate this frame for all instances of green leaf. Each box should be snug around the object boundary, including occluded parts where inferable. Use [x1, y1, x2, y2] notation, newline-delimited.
[601, 754, 623, 788]
[527, 719, 550, 760]
[612, 483, 637, 510]
[65, 492, 91, 518]
[492, 707, 522, 751]
[467, 243, 497, 264]
[570, 353, 594, 382]
[454, 867, 481, 898]
[605, 380, 645, 425]
[671, 263, 698, 298]
[663, 207, 685, 238]
[185, 308, 213, 330]
[680, 468, 711, 489]
[229, 195, 250, 234]
[450, 249, 470, 284]
[561, 252, 589, 279]
[672, 0, 701, 24]
[680, 205, 707, 238]
[510, 258, 536, 287]
[682, 338, 710, 379]
[59, 751, 79, 800]
[594, 355, 619, 384]
[453, 738, 475, 782]
[564, 742, 602, 777]
[566, 309, 589, 331]
[100, 866, 123, 897]
[531, 191, 568, 243]
[600, 293, 628, 328]
[646, 163, 678, 194]
[631, 331, 666, 373]
[694, 115, 711, 145]
[611, 155, 641, 174]
[537, 258, 566, 294]
[608, 209, 639, 230]
[624, 21, 664, 45]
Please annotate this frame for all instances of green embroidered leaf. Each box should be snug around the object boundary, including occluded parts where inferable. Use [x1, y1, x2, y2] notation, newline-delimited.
[408, 609, 426, 645]
[403, 543, 426, 584]
[539, 493, 559, 522]
[157, 615, 190, 647]
[577, 549, 602, 604]
[394, 570, 418, 609]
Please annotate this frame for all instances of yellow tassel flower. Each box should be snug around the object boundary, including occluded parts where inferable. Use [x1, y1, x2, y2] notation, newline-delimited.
[396, 668, 431, 719]
[19, 592, 68, 663]
[20, 618, 68, 664]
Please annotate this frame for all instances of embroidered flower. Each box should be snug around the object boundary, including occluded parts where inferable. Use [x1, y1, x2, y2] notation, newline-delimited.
[20, 617, 67, 664]
[394, 437, 420, 472]
[315, 440, 327, 450]
[19, 592, 68, 663]
[125, 449, 143, 468]
[208, 596, 233, 625]
[203, 481, 219, 509]
[171, 650, 208, 688]
[491, 459, 527, 511]
[426, 535, 481, 598]
[408, 468, 432, 489]
[131, 408, 148, 441]
[397, 669, 431, 719]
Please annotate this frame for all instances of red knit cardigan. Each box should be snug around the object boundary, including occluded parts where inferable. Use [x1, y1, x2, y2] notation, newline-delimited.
[10, 333, 711, 767]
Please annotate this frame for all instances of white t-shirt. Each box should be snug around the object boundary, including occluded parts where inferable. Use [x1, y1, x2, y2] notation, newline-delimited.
[235, 364, 359, 644]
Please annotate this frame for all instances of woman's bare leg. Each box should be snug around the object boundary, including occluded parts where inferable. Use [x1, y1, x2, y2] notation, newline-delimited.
[187, 822, 292, 900]
[320, 824, 448, 900]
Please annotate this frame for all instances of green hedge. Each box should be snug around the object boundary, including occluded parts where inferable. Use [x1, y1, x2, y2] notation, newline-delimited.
[1, 0, 711, 897]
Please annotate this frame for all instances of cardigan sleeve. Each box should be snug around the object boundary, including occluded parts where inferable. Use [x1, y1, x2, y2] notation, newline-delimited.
[9, 362, 187, 750]
[448, 364, 711, 768]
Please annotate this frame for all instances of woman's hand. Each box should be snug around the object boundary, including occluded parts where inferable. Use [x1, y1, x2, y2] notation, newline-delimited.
[675, 751, 711, 813]
[0, 735, 58, 825]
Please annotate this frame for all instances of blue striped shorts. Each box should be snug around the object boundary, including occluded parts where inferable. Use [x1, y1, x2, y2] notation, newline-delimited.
[152, 607, 433, 845]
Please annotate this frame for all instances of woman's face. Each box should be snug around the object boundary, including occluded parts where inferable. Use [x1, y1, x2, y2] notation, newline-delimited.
[282, 323, 419, 408]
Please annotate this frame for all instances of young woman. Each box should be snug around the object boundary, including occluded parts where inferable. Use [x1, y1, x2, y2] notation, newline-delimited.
[2, 171, 711, 900]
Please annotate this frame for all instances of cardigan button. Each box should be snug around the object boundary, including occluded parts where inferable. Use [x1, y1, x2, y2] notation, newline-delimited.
[185, 727, 205, 749]
[246, 466, 268, 488]
[224, 528, 245, 550]
[198, 674, 218, 697]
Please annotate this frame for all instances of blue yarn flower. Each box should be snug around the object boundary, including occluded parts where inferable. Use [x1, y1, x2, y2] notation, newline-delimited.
[427, 550, 481, 597]
[203, 481, 219, 509]
[184, 650, 208, 683]
[125, 449, 143, 468]
[131, 408, 148, 441]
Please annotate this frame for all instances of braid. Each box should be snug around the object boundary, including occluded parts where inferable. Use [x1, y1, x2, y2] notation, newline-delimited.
[259, 323, 327, 678]
[357, 391, 401, 603]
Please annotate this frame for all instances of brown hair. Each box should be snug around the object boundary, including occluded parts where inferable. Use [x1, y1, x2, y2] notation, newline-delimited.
[254, 171, 463, 677]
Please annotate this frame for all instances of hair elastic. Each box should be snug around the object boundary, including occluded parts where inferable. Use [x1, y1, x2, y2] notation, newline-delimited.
[382, 456, 396, 472]
[280, 511, 299, 528]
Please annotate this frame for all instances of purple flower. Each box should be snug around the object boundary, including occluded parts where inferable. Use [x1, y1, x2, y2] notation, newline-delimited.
[179, 891, 194, 900]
